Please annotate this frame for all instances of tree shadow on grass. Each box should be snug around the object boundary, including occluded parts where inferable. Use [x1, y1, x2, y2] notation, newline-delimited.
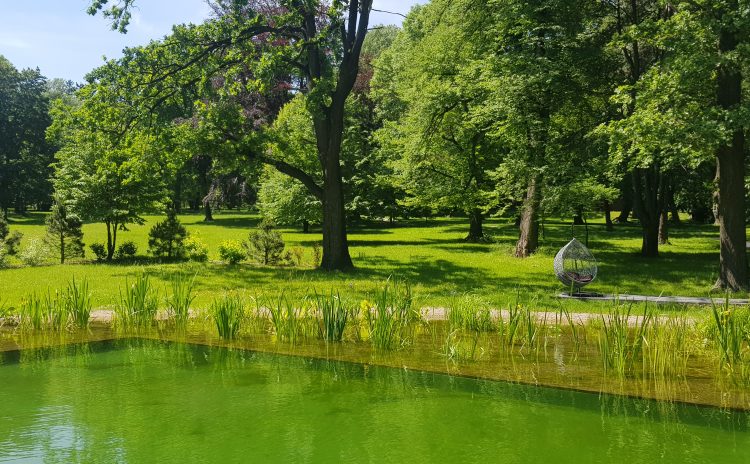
[6, 212, 48, 226]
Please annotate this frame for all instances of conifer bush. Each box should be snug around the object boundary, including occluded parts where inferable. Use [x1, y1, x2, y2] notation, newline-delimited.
[246, 218, 285, 265]
[148, 209, 187, 259]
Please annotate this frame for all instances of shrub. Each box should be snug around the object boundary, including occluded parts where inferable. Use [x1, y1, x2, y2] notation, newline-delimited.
[4, 231, 22, 255]
[148, 209, 187, 258]
[0, 244, 7, 268]
[246, 218, 285, 265]
[218, 240, 245, 264]
[45, 197, 85, 264]
[19, 239, 49, 266]
[116, 241, 138, 260]
[289, 246, 305, 266]
[0, 216, 22, 255]
[312, 242, 322, 267]
[184, 235, 209, 262]
[90, 243, 107, 261]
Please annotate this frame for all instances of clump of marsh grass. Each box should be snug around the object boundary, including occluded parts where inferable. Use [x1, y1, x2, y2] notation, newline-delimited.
[366, 278, 415, 351]
[709, 295, 749, 375]
[117, 273, 158, 329]
[268, 293, 310, 343]
[212, 294, 244, 340]
[314, 290, 350, 342]
[596, 301, 653, 376]
[446, 293, 494, 333]
[19, 293, 47, 331]
[641, 312, 691, 379]
[166, 273, 196, 328]
[65, 278, 91, 329]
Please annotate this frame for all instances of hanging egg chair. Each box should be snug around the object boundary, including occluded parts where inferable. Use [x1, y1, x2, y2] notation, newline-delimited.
[553, 238, 597, 291]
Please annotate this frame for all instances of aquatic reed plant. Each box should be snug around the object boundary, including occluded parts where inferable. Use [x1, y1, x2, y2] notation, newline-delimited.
[709, 295, 748, 370]
[212, 294, 244, 340]
[315, 290, 350, 342]
[65, 278, 91, 329]
[44, 290, 65, 330]
[19, 293, 46, 330]
[367, 278, 415, 350]
[498, 291, 523, 349]
[641, 313, 691, 379]
[117, 273, 158, 328]
[166, 273, 196, 327]
[596, 301, 653, 376]
[446, 293, 494, 333]
[268, 293, 314, 343]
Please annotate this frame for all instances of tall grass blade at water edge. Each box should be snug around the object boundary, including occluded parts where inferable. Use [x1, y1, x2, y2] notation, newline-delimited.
[66, 278, 91, 329]
[166, 273, 196, 328]
[212, 294, 243, 340]
[117, 273, 158, 329]
[315, 290, 349, 342]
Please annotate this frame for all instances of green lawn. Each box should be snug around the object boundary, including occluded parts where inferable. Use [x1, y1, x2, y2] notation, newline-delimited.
[0, 211, 733, 311]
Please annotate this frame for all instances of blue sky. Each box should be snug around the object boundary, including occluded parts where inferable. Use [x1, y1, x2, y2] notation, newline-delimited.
[0, 0, 423, 82]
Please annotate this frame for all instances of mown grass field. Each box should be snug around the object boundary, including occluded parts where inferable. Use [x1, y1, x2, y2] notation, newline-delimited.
[0, 211, 733, 312]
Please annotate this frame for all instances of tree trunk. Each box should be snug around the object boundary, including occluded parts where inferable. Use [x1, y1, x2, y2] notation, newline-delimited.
[465, 209, 484, 242]
[204, 202, 213, 222]
[515, 176, 541, 258]
[60, 232, 65, 264]
[302, 220, 310, 233]
[572, 208, 584, 225]
[642, 220, 660, 257]
[616, 175, 633, 223]
[714, 25, 747, 291]
[658, 210, 669, 245]
[106, 221, 115, 261]
[320, 154, 353, 270]
[604, 201, 614, 231]
[632, 167, 662, 258]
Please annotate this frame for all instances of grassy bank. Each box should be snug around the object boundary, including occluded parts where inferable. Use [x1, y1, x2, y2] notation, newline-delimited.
[0, 211, 733, 311]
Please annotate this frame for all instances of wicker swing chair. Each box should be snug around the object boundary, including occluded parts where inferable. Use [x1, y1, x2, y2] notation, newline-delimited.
[553, 238, 597, 291]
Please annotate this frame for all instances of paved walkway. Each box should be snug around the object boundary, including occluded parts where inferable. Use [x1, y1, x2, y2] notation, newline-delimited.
[558, 293, 749, 306]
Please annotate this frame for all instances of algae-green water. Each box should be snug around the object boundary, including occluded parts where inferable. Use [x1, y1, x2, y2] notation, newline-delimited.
[0, 340, 748, 463]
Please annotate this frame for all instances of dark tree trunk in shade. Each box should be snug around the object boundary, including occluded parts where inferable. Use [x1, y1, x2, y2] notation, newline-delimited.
[105, 221, 118, 261]
[658, 211, 669, 245]
[616, 175, 633, 223]
[604, 201, 614, 231]
[466, 209, 484, 242]
[204, 201, 213, 222]
[632, 166, 662, 258]
[714, 24, 747, 290]
[515, 176, 541, 258]
[302, 220, 310, 233]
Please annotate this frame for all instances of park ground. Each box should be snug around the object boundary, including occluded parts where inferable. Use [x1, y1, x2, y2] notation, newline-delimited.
[0, 212, 736, 312]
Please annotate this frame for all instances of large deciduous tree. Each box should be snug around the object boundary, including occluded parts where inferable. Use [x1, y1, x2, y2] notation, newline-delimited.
[0, 56, 53, 216]
[88, 0, 375, 271]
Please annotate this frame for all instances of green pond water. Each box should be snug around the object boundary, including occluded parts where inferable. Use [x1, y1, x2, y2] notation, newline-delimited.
[0, 340, 748, 463]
